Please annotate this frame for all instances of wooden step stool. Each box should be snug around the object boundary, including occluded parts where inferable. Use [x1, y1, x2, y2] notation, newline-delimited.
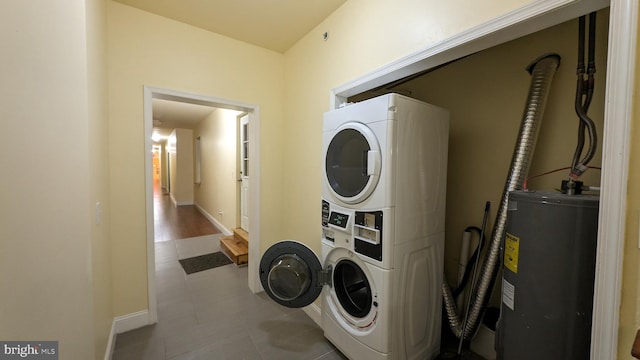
[220, 228, 249, 266]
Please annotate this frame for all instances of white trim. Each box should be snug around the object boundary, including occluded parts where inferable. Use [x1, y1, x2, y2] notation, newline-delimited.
[113, 310, 150, 334]
[592, 0, 637, 358]
[172, 199, 194, 207]
[247, 109, 263, 293]
[143, 87, 158, 325]
[143, 86, 263, 325]
[103, 320, 117, 360]
[194, 203, 233, 236]
[330, 0, 608, 108]
[303, 303, 322, 327]
[330, 0, 634, 358]
[169, 193, 194, 207]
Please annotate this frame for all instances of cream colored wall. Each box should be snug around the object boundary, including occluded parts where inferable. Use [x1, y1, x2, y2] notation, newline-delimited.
[178, 129, 194, 204]
[194, 109, 241, 232]
[161, 142, 168, 190]
[108, 1, 284, 316]
[0, 1, 107, 358]
[168, 131, 178, 199]
[86, 0, 114, 357]
[170, 128, 195, 205]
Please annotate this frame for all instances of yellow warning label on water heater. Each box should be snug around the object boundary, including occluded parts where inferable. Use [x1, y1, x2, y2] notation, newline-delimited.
[504, 233, 520, 274]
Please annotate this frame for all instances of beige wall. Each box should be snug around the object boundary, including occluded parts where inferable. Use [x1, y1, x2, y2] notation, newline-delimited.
[86, 0, 114, 357]
[0, 0, 112, 358]
[107, 1, 285, 316]
[168, 128, 194, 205]
[160, 142, 168, 191]
[194, 109, 241, 232]
[168, 138, 178, 200]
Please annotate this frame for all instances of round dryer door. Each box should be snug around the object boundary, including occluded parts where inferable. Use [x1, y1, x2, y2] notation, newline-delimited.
[325, 122, 381, 204]
[259, 241, 325, 308]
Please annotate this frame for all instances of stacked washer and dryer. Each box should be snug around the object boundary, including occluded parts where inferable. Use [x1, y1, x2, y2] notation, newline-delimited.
[259, 93, 449, 360]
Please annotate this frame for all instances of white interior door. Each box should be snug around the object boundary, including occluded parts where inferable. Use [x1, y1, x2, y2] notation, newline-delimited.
[240, 114, 250, 231]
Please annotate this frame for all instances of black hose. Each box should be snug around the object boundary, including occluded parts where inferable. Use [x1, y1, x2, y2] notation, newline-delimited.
[587, 12, 597, 75]
[575, 99, 598, 168]
[571, 77, 586, 169]
[452, 226, 486, 297]
[577, 16, 585, 75]
[570, 12, 598, 179]
[582, 11, 596, 114]
[584, 11, 597, 112]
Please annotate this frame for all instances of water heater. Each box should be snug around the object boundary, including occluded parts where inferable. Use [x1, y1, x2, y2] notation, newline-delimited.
[496, 190, 599, 359]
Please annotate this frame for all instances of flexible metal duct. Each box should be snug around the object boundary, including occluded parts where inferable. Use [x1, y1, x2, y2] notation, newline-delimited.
[443, 53, 561, 339]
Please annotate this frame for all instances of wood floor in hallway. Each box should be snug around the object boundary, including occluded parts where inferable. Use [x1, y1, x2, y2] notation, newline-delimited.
[154, 182, 221, 242]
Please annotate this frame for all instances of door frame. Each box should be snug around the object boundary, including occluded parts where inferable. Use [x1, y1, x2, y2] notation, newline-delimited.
[330, 0, 635, 358]
[143, 86, 263, 324]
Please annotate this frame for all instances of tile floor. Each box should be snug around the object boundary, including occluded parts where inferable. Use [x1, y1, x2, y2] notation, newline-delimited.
[112, 234, 347, 360]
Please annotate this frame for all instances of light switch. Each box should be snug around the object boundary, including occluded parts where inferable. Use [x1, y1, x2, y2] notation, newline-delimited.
[96, 202, 102, 225]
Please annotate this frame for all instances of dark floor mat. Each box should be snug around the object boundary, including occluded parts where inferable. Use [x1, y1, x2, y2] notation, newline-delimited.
[179, 252, 233, 274]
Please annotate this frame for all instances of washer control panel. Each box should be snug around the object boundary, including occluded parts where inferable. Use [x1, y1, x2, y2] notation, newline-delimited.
[321, 200, 383, 262]
[322, 200, 353, 248]
[328, 211, 350, 229]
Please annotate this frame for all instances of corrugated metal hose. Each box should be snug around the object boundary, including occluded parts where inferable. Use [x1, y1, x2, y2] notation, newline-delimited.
[442, 53, 561, 340]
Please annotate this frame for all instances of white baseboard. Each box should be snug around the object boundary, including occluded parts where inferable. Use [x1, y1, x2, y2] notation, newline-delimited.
[303, 303, 322, 327]
[169, 193, 193, 207]
[194, 203, 232, 235]
[103, 310, 151, 359]
[114, 310, 151, 334]
[103, 319, 117, 360]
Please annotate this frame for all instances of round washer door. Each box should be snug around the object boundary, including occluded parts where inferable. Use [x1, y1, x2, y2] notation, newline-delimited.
[325, 122, 381, 204]
[259, 240, 323, 308]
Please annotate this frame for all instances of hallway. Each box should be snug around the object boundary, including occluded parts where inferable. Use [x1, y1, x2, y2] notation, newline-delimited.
[154, 180, 221, 242]
[110, 182, 345, 359]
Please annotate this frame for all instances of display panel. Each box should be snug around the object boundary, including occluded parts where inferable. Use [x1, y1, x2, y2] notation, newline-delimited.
[328, 211, 349, 228]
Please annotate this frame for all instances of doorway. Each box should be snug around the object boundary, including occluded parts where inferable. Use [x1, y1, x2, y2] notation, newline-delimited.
[144, 86, 262, 324]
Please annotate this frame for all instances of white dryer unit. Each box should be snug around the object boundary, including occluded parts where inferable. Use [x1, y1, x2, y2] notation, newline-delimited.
[259, 93, 449, 360]
[322, 93, 448, 216]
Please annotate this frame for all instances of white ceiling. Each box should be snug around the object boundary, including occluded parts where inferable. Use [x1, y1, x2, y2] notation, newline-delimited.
[112, 0, 347, 53]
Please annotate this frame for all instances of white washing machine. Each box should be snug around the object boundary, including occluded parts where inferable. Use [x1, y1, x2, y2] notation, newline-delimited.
[259, 93, 448, 360]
